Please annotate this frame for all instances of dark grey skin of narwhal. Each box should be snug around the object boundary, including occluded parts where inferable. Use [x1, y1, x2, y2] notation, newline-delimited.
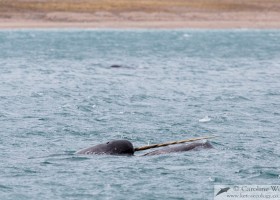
[76, 140, 213, 156]
[142, 141, 213, 156]
[75, 140, 135, 155]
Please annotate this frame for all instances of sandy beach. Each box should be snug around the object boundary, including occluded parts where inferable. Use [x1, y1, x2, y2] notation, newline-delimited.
[0, 0, 280, 29]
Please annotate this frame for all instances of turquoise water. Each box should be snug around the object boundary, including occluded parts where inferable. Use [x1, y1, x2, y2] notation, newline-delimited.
[0, 29, 280, 200]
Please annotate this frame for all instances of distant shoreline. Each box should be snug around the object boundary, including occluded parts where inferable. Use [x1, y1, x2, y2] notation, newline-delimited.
[1, 18, 280, 29]
[1, 0, 280, 29]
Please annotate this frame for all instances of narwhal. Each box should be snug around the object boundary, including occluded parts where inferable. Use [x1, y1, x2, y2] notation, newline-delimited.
[76, 136, 215, 156]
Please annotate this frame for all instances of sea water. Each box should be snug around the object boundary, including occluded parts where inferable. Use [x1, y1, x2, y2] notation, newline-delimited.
[0, 29, 279, 200]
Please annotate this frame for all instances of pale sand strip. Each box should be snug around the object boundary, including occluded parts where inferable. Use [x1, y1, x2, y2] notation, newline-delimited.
[1, 20, 280, 29]
[0, 11, 280, 29]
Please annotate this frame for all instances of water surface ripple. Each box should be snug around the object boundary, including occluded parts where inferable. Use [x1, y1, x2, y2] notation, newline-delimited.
[0, 29, 280, 200]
